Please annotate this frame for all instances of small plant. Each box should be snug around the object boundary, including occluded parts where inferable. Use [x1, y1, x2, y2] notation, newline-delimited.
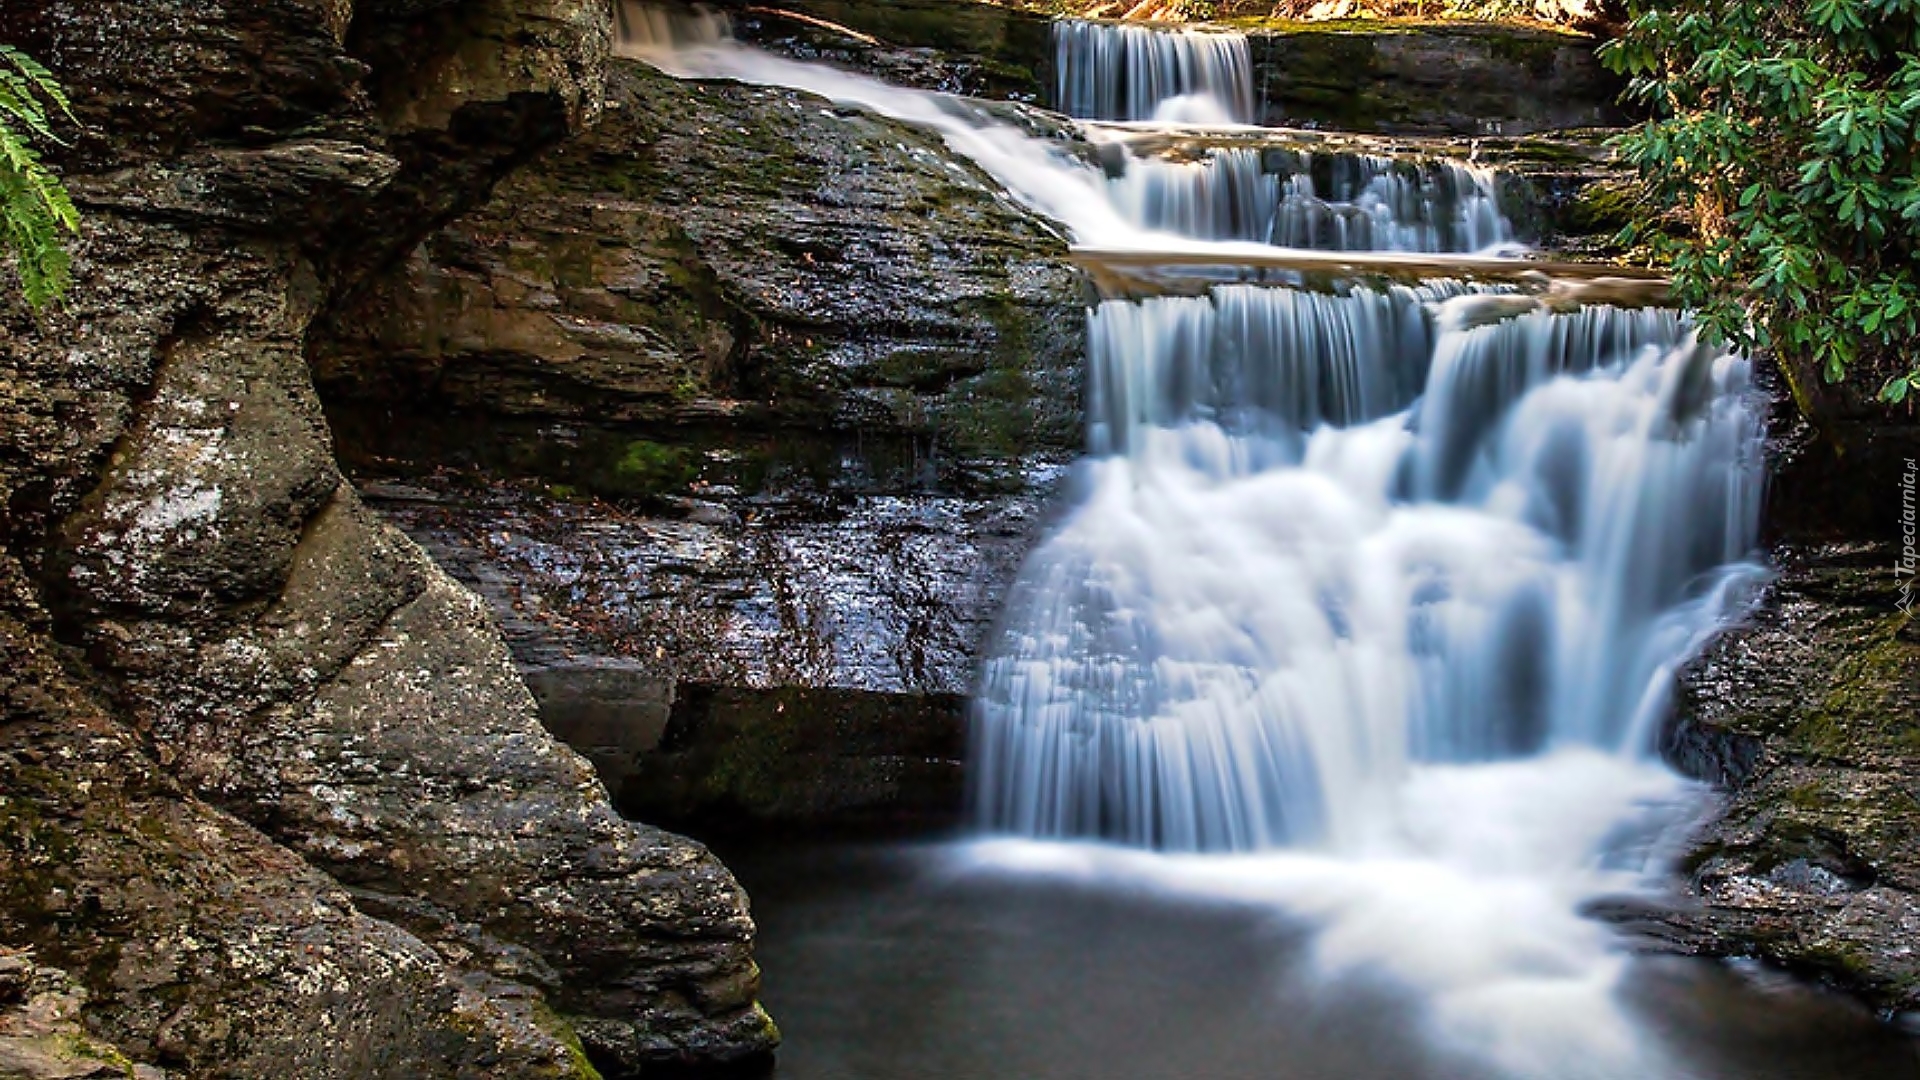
[0, 44, 79, 311]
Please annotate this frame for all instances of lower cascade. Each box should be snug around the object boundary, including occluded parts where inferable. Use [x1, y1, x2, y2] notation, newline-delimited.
[969, 286, 1766, 851]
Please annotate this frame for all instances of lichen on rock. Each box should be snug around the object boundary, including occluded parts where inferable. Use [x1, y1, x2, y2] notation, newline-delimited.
[0, 0, 775, 1074]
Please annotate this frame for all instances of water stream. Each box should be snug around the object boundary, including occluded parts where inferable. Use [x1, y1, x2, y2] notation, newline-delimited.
[621, 11, 1913, 1078]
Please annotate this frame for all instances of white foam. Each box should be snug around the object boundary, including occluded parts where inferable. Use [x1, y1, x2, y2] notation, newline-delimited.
[952, 750, 1702, 1079]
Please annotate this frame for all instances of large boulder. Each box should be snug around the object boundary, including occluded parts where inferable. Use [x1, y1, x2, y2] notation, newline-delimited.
[0, 1, 774, 1074]
[309, 58, 1088, 831]
[1659, 542, 1920, 1011]
[315, 60, 1086, 489]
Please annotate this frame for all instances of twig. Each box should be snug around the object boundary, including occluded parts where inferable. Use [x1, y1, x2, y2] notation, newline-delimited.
[744, 6, 883, 46]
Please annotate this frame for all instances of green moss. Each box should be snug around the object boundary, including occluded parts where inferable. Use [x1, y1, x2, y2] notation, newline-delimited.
[686, 694, 823, 818]
[49, 1032, 139, 1079]
[1792, 628, 1915, 759]
[1565, 179, 1641, 236]
[610, 440, 698, 498]
[1508, 138, 1606, 166]
[530, 1003, 605, 1080]
[1785, 783, 1828, 810]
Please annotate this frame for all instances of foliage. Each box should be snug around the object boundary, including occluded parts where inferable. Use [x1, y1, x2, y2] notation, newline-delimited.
[0, 44, 78, 312]
[1601, 0, 1920, 403]
[610, 439, 698, 497]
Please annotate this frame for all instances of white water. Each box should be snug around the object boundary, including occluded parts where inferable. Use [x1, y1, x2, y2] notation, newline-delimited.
[620, 12, 1773, 1078]
[1103, 144, 1512, 252]
[1052, 21, 1257, 124]
[972, 294, 1764, 850]
[622, 9, 1512, 258]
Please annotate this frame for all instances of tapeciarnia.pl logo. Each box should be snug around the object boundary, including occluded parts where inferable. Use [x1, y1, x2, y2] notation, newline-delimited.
[1900, 457, 1917, 615]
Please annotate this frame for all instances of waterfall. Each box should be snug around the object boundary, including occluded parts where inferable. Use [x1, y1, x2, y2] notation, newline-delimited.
[617, 0, 1764, 871]
[1104, 146, 1513, 251]
[1052, 21, 1256, 124]
[1087, 282, 1470, 454]
[966, 26, 1764, 854]
[622, 15, 1774, 1073]
[616, 0, 731, 50]
[971, 287, 1763, 851]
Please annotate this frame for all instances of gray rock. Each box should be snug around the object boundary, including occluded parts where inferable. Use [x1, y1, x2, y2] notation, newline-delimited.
[711, 0, 1626, 135]
[0, 0, 774, 1074]
[315, 60, 1089, 493]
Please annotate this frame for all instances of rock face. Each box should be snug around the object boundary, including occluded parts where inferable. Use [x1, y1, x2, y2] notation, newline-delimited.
[316, 60, 1086, 490]
[0, 1, 774, 1075]
[717, 0, 1058, 102]
[1654, 395, 1920, 1013]
[1661, 542, 1920, 1010]
[1247, 26, 1626, 135]
[0, 629, 595, 1080]
[310, 57, 1086, 830]
[0, 947, 164, 1080]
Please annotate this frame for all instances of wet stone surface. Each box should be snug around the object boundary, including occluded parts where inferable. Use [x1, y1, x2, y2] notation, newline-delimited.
[1651, 541, 1920, 1014]
[359, 466, 1059, 829]
[365, 468, 1058, 697]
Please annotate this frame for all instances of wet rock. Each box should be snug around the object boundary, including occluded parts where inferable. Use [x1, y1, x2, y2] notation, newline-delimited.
[371, 474, 1053, 695]
[0, 949, 161, 1080]
[1659, 542, 1920, 1012]
[1247, 24, 1625, 135]
[308, 52, 1084, 836]
[714, 0, 1058, 101]
[707, 0, 1625, 135]
[525, 659, 682, 788]
[359, 470, 1041, 830]
[316, 59, 1088, 493]
[0, 617, 593, 1080]
[627, 684, 969, 832]
[1, 0, 774, 1073]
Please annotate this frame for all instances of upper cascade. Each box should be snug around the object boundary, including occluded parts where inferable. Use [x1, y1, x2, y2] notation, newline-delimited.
[1053, 21, 1257, 124]
[616, 0, 731, 53]
[1104, 145, 1514, 253]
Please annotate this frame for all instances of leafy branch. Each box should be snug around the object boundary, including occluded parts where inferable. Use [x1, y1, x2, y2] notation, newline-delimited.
[0, 43, 79, 312]
[1600, 0, 1920, 405]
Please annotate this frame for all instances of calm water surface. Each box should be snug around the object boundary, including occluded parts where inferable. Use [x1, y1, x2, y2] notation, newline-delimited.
[723, 841, 1920, 1080]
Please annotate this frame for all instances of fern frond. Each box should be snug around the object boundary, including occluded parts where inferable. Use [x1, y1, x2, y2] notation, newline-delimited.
[0, 73, 58, 144]
[0, 46, 73, 124]
[0, 164, 70, 310]
[0, 44, 78, 312]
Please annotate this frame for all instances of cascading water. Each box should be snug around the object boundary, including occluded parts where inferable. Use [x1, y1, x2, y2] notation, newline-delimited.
[971, 287, 1764, 851]
[966, 16, 1766, 861]
[620, 14, 1794, 1077]
[1102, 145, 1513, 252]
[1052, 20, 1256, 124]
